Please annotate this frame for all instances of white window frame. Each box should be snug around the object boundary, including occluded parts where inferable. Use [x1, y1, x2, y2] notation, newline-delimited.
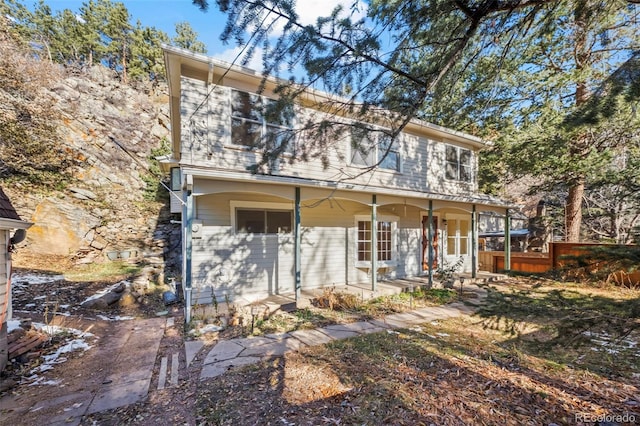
[229, 89, 295, 154]
[354, 214, 398, 268]
[230, 201, 294, 235]
[444, 144, 473, 182]
[444, 214, 471, 257]
[349, 127, 402, 173]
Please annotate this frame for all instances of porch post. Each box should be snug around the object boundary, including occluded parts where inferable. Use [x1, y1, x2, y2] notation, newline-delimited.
[294, 187, 301, 301]
[504, 208, 511, 272]
[184, 174, 194, 324]
[428, 200, 434, 287]
[371, 194, 377, 291]
[471, 204, 477, 279]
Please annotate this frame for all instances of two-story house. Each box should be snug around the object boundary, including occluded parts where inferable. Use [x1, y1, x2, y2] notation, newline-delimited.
[162, 46, 515, 320]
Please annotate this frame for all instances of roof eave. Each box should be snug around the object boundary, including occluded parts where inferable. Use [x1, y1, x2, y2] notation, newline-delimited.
[0, 218, 33, 230]
[161, 45, 486, 149]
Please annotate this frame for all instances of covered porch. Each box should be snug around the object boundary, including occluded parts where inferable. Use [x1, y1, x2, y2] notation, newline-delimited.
[181, 172, 515, 322]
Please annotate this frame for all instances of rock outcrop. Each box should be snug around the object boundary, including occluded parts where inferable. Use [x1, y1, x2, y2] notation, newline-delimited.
[5, 66, 179, 270]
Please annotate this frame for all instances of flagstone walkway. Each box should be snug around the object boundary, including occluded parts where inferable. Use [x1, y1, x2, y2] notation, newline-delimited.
[192, 293, 484, 380]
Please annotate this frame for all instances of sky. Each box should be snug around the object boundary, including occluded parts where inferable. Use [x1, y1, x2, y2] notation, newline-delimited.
[40, 0, 368, 70]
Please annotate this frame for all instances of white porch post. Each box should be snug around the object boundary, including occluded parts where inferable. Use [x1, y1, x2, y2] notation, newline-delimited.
[294, 187, 301, 301]
[371, 194, 377, 291]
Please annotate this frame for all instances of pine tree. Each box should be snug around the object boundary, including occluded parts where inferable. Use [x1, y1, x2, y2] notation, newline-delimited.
[78, 0, 105, 67]
[100, 0, 132, 82]
[194, 0, 640, 242]
[172, 21, 207, 54]
[30, 0, 58, 62]
[129, 21, 169, 82]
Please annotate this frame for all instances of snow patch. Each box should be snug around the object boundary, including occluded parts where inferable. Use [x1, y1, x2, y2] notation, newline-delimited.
[11, 273, 65, 286]
[34, 323, 94, 338]
[24, 323, 95, 383]
[7, 319, 21, 333]
[96, 314, 135, 321]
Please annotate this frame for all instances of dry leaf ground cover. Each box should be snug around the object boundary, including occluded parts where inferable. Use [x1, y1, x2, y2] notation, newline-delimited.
[196, 279, 640, 425]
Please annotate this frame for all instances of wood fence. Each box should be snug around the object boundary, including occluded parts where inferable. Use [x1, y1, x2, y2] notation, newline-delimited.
[479, 242, 640, 285]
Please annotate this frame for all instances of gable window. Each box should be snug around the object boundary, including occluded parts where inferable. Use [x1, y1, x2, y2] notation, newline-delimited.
[356, 218, 396, 264]
[350, 129, 400, 172]
[231, 90, 293, 152]
[445, 145, 472, 182]
[236, 209, 292, 234]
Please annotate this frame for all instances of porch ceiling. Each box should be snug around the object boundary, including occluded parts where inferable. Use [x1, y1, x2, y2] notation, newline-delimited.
[186, 168, 518, 212]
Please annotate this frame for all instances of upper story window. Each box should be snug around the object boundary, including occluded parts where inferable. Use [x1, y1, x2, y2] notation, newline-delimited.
[350, 128, 400, 172]
[378, 137, 400, 171]
[445, 145, 472, 182]
[231, 90, 294, 152]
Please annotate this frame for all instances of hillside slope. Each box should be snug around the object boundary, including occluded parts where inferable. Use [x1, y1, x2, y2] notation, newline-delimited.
[2, 39, 176, 268]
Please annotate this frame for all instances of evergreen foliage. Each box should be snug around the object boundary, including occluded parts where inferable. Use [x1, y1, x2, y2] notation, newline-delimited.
[173, 21, 207, 54]
[194, 0, 640, 243]
[1, 0, 208, 82]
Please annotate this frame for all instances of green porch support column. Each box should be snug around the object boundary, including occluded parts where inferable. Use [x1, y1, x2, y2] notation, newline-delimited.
[471, 204, 477, 279]
[294, 187, 301, 301]
[371, 194, 377, 291]
[504, 208, 511, 272]
[428, 200, 434, 287]
[184, 174, 194, 324]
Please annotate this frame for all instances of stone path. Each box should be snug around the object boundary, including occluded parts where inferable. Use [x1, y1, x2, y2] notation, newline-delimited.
[0, 317, 167, 426]
[0, 285, 487, 423]
[197, 296, 481, 380]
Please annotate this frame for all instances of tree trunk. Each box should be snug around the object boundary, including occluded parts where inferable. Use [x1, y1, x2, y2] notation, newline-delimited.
[564, 3, 590, 243]
[566, 180, 584, 242]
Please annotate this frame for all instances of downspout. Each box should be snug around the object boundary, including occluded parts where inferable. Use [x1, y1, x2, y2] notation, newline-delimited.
[428, 200, 434, 287]
[294, 187, 301, 301]
[504, 209, 511, 272]
[371, 194, 377, 291]
[471, 204, 477, 279]
[184, 174, 194, 324]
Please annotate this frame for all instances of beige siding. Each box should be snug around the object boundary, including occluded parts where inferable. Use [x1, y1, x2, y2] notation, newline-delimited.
[190, 191, 440, 300]
[1, 231, 8, 322]
[427, 142, 477, 195]
[188, 184, 481, 301]
[192, 193, 296, 302]
[169, 190, 182, 214]
[179, 77, 479, 195]
[300, 226, 349, 288]
[191, 226, 295, 303]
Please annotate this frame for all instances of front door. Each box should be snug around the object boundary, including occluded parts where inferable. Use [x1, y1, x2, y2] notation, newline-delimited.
[421, 215, 438, 271]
